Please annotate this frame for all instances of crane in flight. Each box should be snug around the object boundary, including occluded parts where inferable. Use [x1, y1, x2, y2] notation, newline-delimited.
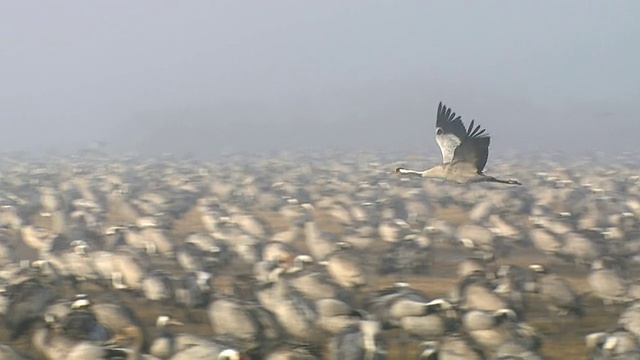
[395, 102, 521, 185]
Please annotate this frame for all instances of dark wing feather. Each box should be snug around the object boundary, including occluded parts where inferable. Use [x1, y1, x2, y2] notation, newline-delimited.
[436, 102, 467, 139]
[435, 102, 468, 163]
[451, 119, 491, 173]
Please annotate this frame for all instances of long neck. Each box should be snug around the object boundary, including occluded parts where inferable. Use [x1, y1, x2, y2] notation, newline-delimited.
[398, 165, 445, 179]
[421, 165, 446, 179]
[303, 221, 317, 241]
[397, 168, 424, 177]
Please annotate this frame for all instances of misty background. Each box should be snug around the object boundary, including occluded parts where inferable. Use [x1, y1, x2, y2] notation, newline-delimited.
[1, 1, 639, 159]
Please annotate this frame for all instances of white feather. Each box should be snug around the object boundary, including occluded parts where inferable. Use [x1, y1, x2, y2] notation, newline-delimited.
[435, 132, 462, 164]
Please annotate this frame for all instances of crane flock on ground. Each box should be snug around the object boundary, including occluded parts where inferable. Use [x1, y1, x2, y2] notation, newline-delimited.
[0, 103, 638, 359]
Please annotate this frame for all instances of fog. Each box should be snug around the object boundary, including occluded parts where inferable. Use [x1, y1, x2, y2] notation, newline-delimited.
[1, 1, 639, 158]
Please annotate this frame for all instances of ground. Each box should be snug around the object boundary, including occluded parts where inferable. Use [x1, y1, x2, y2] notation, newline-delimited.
[1, 205, 624, 359]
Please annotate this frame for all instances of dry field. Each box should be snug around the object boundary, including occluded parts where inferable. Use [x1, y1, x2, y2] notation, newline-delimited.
[0, 204, 625, 359]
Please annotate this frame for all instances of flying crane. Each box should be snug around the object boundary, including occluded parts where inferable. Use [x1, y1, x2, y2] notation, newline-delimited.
[396, 102, 521, 185]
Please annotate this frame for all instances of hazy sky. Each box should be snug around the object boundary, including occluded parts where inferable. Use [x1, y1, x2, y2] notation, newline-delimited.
[1, 1, 639, 157]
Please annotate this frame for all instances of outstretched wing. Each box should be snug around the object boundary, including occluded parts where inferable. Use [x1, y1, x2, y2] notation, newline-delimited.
[435, 102, 468, 164]
[451, 119, 491, 173]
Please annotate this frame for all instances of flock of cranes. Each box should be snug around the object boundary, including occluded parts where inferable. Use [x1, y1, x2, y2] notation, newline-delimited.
[0, 102, 637, 359]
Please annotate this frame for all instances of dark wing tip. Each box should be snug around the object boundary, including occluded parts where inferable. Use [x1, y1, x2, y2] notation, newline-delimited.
[466, 119, 490, 139]
[436, 101, 467, 140]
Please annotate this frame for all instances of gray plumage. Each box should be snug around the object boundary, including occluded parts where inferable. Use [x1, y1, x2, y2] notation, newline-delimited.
[588, 258, 634, 306]
[454, 273, 510, 313]
[419, 335, 485, 360]
[328, 321, 386, 360]
[529, 264, 584, 317]
[586, 329, 640, 360]
[462, 309, 540, 353]
[492, 341, 544, 360]
[3, 278, 52, 340]
[255, 266, 320, 344]
[0, 344, 31, 360]
[281, 255, 346, 302]
[619, 302, 640, 339]
[208, 297, 264, 351]
[395, 102, 521, 185]
[323, 242, 368, 289]
[316, 298, 361, 335]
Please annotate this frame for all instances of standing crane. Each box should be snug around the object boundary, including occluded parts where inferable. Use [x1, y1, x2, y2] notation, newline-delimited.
[395, 102, 521, 185]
